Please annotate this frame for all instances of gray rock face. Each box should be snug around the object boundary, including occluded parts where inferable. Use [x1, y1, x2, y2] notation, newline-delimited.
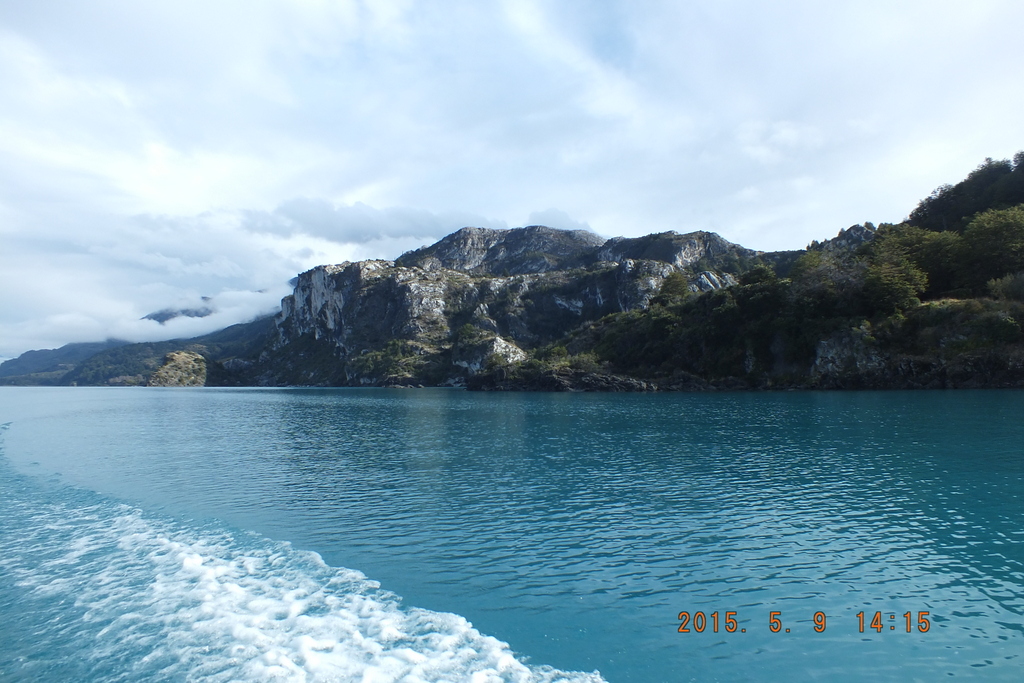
[275, 258, 670, 354]
[278, 260, 468, 351]
[811, 326, 885, 380]
[397, 227, 758, 277]
[811, 224, 877, 253]
[692, 270, 738, 292]
[809, 322, 1024, 390]
[396, 225, 606, 275]
[452, 335, 528, 375]
[597, 231, 756, 270]
[268, 225, 761, 385]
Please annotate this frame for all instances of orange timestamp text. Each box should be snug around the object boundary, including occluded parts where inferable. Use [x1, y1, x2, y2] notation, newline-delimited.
[677, 610, 931, 634]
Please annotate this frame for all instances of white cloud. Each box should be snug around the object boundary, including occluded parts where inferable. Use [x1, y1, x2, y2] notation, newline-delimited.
[0, 199, 500, 357]
[526, 209, 591, 233]
[262, 199, 506, 243]
[1, 0, 1023, 356]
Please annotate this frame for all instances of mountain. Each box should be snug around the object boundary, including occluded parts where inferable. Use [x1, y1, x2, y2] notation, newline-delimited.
[464, 157, 1024, 391]
[907, 153, 1024, 234]
[252, 227, 767, 386]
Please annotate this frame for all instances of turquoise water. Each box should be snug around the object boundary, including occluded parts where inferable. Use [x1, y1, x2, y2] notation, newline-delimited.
[1, 387, 1022, 682]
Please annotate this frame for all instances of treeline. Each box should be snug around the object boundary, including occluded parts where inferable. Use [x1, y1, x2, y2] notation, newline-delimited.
[907, 153, 1024, 233]
[830, 152, 1024, 304]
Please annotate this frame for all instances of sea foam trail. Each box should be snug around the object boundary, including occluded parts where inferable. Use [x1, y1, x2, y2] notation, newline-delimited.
[0, 456, 605, 682]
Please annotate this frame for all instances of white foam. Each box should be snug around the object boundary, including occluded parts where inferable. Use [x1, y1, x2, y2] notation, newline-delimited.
[7, 499, 606, 683]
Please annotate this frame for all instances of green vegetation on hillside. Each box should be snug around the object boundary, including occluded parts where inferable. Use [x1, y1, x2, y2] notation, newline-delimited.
[0, 340, 127, 381]
[475, 153, 1024, 389]
[908, 153, 1024, 233]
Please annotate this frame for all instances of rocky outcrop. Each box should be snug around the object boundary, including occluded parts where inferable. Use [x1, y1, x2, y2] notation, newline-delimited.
[810, 223, 877, 253]
[147, 351, 207, 386]
[809, 318, 1024, 389]
[277, 259, 461, 349]
[811, 325, 886, 382]
[395, 226, 757, 283]
[810, 349, 1024, 390]
[452, 335, 528, 375]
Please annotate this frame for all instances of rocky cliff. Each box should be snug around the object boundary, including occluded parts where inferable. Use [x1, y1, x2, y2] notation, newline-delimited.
[257, 225, 763, 386]
[808, 304, 1024, 389]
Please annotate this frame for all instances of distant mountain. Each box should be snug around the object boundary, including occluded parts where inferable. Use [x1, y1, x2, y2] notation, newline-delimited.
[142, 302, 214, 324]
[0, 318, 275, 386]
[0, 340, 128, 380]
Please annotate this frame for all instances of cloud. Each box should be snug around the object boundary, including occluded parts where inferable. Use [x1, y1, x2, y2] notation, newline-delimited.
[0, 197, 501, 357]
[254, 199, 506, 243]
[2, 0, 1024, 357]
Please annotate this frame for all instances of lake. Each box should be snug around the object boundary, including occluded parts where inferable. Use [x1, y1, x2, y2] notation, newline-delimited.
[1, 387, 1021, 681]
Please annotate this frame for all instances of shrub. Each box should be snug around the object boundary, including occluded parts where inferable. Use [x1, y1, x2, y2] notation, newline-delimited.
[987, 271, 1024, 302]
[862, 258, 927, 315]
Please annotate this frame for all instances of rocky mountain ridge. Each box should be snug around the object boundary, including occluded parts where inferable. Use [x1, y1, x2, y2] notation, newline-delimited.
[257, 226, 765, 386]
[395, 225, 605, 274]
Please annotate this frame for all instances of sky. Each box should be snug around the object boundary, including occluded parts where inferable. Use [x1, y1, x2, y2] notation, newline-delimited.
[2, 0, 1023, 359]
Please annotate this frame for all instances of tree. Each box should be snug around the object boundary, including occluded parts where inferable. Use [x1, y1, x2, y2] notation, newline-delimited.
[866, 223, 961, 297]
[863, 257, 928, 314]
[651, 271, 692, 306]
[959, 205, 1024, 292]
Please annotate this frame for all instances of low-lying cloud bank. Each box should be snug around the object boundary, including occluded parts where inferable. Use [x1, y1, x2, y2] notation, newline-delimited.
[0, 201, 515, 359]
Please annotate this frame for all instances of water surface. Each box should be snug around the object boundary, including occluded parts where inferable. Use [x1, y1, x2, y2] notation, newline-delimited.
[1, 387, 1021, 681]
